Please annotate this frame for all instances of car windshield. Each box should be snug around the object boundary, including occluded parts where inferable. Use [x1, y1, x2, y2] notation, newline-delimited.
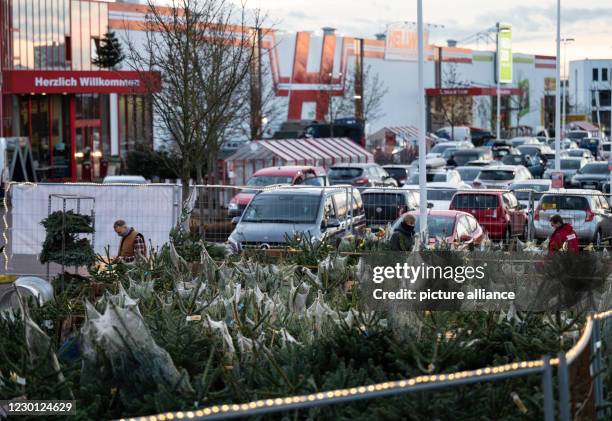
[242, 194, 321, 223]
[452, 194, 499, 209]
[427, 189, 456, 201]
[384, 168, 408, 178]
[246, 175, 293, 187]
[456, 167, 481, 181]
[415, 216, 456, 237]
[511, 184, 549, 200]
[519, 147, 540, 157]
[442, 148, 458, 159]
[580, 163, 608, 174]
[408, 173, 447, 183]
[567, 150, 588, 157]
[328, 168, 364, 178]
[566, 132, 587, 140]
[301, 177, 326, 186]
[479, 170, 515, 181]
[363, 193, 406, 206]
[454, 153, 481, 166]
[430, 144, 455, 153]
[560, 159, 581, 170]
[502, 155, 523, 165]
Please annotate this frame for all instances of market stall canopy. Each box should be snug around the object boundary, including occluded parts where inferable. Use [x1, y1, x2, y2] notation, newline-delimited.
[225, 137, 374, 185]
[367, 126, 435, 150]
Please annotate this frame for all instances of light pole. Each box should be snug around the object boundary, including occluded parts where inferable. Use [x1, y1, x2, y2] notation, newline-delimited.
[417, 0, 427, 243]
[561, 37, 575, 137]
[554, 0, 562, 171]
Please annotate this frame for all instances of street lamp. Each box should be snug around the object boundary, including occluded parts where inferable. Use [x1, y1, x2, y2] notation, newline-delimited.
[561, 37, 575, 137]
[417, 0, 427, 242]
[554, 0, 562, 171]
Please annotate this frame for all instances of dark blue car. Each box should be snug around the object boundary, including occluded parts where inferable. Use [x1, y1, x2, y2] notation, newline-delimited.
[579, 137, 602, 159]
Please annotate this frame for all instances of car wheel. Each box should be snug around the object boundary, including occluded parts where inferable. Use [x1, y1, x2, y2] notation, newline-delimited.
[594, 229, 603, 249]
[504, 226, 512, 244]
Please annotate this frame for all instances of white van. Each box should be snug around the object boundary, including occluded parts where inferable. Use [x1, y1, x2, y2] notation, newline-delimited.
[435, 126, 471, 142]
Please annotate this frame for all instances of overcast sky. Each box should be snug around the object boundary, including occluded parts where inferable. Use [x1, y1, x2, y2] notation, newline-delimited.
[251, 0, 611, 63]
[154, 0, 612, 63]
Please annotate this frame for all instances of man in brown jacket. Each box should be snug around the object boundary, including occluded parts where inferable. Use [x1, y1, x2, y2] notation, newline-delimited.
[114, 220, 147, 263]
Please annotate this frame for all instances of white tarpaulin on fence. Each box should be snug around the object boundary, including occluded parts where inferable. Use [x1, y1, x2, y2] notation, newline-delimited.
[9, 183, 181, 255]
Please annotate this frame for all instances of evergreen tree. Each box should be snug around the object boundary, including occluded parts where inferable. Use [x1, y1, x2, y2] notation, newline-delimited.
[92, 31, 125, 69]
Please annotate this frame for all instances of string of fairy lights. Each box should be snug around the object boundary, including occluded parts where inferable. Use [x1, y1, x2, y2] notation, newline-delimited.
[121, 312, 610, 421]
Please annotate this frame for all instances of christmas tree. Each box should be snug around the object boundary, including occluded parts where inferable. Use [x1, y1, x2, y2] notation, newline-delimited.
[92, 32, 125, 70]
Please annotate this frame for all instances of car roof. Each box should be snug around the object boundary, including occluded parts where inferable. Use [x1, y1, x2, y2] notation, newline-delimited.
[407, 209, 468, 218]
[362, 188, 408, 194]
[541, 188, 602, 195]
[453, 147, 488, 154]
[479, 165, 523, 171]
[382, 165, 412, 169]
[452, 190, 505, 195]
[330, 163, 376, 168]
[425, 181, 463, 188]
[253, 166, 325, 176]
[256, 186, 345, 196]
[510, 179, 552, 186]
[455, 165, 483, 170]
[102, 175, 147, 183]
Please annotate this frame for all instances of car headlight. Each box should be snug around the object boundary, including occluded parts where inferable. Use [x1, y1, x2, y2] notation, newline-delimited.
[228, 202, 239, 211]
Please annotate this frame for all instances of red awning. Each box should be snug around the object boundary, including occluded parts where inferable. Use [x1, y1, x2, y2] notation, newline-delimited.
[225, 137, 374, 185]
[3, 70, 161, 94]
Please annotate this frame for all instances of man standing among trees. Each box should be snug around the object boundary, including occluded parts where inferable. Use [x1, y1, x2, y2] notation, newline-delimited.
[114, 220, 147, 263]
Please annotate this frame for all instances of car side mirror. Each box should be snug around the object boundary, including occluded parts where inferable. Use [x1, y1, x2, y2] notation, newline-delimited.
[231, 216, 241, 225]
[427, 202, 434, 209]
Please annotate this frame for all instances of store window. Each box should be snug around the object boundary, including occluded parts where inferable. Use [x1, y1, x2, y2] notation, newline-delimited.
[593, 68, 599, 81]
[603, 68, 609, 82]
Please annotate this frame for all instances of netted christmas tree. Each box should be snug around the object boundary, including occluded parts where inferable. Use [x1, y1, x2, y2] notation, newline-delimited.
[40, 210, 96, 267]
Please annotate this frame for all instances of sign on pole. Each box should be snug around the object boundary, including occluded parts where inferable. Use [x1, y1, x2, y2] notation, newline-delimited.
[497, 23, 513, 84]
[550, 172, 564, 189]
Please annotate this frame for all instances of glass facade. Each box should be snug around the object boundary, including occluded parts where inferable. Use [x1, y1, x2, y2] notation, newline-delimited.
[6, 0, 108, 70]
[1, 0, 154, 181]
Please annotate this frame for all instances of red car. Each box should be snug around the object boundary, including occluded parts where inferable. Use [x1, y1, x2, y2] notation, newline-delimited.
[449, 190, 528, 240]
[228, 166, 327, 217]
[393, 210, 487, 247]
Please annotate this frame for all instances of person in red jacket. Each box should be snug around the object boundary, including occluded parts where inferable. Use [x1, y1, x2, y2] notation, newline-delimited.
[548, 214, 579, 253]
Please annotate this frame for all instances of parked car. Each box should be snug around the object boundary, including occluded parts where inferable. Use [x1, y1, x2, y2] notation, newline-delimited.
[455, 166, 482, 184]
[569, 162, 610, 191]
[492, 146, 514, 161]
[469, 127, 494, 146]
[382, 165, 413, 186]
[424, 182, 471, 210]
[406, 169, 464, 185]
[546, 138, 579, 150]
[472, 165, 533, 189]
[392, 210, 487, 247]
[542, 157, 589, 186]
[601, 141, 612, 160]
[228, 166, 327, 217]
[434, 126, 471, 141]
[502, 151, 545, 178]
[228, 187, 365, 250]
[534, 190, 612, 246]
[102, 175, 148, 184]
[565, 130, 591, 142]
[361, 188, 420, 227]
[452, 148, 494, 167]
[510, 137, 540, 148]
[565, 148, 594, 161]
[449, 190, 528, 240]
[426, 141, 473, 159]
[328, 163, 397, 188]
[509, 179, 552, 208]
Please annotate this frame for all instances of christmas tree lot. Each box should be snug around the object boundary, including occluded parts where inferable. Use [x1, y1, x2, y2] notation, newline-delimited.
[0, 226, 610, 420]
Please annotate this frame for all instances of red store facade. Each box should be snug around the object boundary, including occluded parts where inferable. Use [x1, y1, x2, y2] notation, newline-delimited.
[0, 0, 159, 181]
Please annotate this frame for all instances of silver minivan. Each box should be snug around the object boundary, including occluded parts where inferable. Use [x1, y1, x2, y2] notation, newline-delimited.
[228, 187, 364, 251]
[533, 189, 612, 245]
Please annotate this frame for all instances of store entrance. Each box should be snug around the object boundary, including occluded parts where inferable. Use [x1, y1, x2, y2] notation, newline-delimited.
[75, 124, 105, 181]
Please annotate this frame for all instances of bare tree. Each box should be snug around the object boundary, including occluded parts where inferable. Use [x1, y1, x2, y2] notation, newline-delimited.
[324, 64, 389, 131]
[125, 0, 265, 202]
[433, 64, 472, 134]
[508, 75, 531, 127]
